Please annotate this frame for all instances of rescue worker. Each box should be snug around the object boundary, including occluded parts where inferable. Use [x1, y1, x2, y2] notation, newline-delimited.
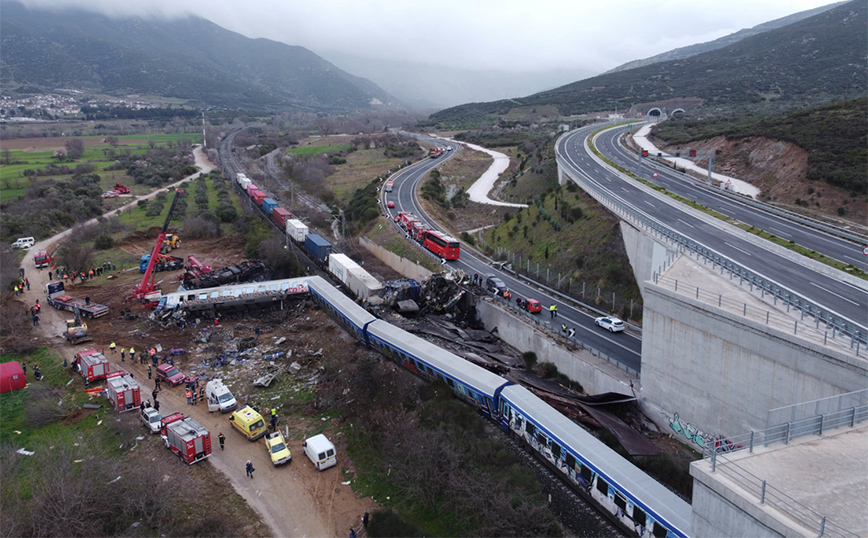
[24, 278, 29, 291]
[549, 304, 558, 318]
[48, 270, 52, 280]
[120, 348, 125, 362]
[218, 432, 226, 450]
[22, 362, 26, 373]
[129, 347, 136, 363]
[13, 285, 19, 296]
[147, 365, 152, 379]
[561, 323, 568, 334]
[110, 342, 116, 353]
[185, 388, 192, 405]
[154, 377, 161, 391]
[245, 460, 254, 478]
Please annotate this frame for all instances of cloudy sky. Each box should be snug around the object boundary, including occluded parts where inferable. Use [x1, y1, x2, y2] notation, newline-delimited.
[16, 0, 838, 74]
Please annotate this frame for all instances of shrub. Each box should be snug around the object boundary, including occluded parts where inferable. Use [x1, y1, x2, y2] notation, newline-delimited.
[94, 234, 114, 250]
[521, 351, 538, 370]
[182, 216, 220, 238]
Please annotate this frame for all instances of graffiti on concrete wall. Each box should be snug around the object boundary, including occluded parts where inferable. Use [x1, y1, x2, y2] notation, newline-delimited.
[667, 412, 743, 452]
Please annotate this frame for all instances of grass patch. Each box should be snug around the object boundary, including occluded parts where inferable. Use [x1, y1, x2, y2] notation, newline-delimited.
[286, 144, 351, 157]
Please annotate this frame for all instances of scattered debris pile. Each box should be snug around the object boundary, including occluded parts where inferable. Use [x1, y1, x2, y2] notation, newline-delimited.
[179, 260, 271, 290]
[381, 278, 421, 314]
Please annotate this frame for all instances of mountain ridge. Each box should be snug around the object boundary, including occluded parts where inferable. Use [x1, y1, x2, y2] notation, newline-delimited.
[0, 0, 397, 112]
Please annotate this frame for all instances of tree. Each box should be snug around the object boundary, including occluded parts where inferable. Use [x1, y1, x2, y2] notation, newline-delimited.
[57, 241, 94, 273]
[65, 138, 85, 161]
[106, 135, 119, 147]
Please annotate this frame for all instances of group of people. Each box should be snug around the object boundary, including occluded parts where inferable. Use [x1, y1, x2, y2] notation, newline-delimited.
[349, 512, 370, 538]
[13, 277, 30, 296]
[54, 263, 112, 285]
[185, 377, 205, 405]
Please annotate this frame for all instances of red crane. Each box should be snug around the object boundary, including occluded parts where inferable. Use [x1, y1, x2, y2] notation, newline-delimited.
[127, 190, 184, 304]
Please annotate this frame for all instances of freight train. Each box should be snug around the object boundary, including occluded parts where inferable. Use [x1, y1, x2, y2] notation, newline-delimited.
[305, 275, 691, 538]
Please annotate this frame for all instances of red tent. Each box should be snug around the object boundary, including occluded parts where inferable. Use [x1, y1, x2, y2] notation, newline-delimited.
[0, 361, 27, 393]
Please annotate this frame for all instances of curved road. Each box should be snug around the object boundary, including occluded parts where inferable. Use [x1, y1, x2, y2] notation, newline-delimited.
[386, 132, 644, 374]
[596, 125, 867, 267]
[557, 126, 868, 338]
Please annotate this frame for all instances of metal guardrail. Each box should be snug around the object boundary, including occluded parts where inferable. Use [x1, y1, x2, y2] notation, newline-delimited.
[697, 389, 868, 538]
[766, 389, 868, 429]
[654, 271, 862, 357]
[555, 147, 868, 348]
[490, 293, 640, 377]
[614, 130, 868, 246]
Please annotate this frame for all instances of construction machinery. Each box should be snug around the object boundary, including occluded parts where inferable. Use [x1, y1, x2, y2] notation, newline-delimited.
[127, 189, 184, 305]
[161, 234, 181, 253]
[113, 183, 131, 194]
[64, 306, 93, 345]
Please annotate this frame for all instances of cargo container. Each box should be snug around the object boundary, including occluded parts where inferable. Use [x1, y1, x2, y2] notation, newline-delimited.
[75, 348, 110, 382]
[252, 191, 267, 206]
[328, 253, 384, 300]
[286, 219, 309, 243]
[304, 234, 332, 264]
[246, 184, 259, 197]
[272, 207, 291, 228]
[239, 177, 252, 191]
[262, 198, 278, 214]
[235, 173, 248, 183]
[105, 371, 141, 413]
[160, 413, 212, 465]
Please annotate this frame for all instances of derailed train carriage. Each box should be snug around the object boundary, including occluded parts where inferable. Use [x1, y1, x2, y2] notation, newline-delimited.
[306, 276, 691, 538]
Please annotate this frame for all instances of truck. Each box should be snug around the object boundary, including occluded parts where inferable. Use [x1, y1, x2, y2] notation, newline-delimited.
[105, 371, 141, 413]
[328, 253, 384, 300]
[75, 348, 110, 382]
[33, 250, 54, 269]
[139, 254, 184, 273]
[160, 413, 212, 465]
[286, 219, 308, 243]
[262, 198, 278, 215]
[113, 183, 131, 194]
[304, 234, 332, 264]
[46, 281, 109, 318]
[272, 207, 291, 228]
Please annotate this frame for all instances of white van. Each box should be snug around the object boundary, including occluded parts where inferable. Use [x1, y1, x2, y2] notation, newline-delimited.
[11, 237, 35, 249]
[303, 434, 337, 471]
[205, 379, 237, 413]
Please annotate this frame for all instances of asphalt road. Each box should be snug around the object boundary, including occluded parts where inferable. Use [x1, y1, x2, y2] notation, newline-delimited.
[557, 126, 868, 336]
[385, 133, 644, 374]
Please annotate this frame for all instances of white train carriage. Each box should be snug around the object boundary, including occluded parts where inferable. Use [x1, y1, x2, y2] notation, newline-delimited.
[498, 385, 692, 538]
[307, 276, 378, 341]
[365, 320, 509, 418]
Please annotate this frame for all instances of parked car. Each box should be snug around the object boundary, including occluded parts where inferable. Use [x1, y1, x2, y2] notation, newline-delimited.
[156, 364, 186, 386]
[516, 297, 542, 313]
[485, 274, 508, 296]
[141, 407, 162, 434]
[102, 191, 119, 198]
[387, 200, 395, 208]
[265, 431, 292, 466]
[594, 316, 625, 333]
[11, 237, 35, 249]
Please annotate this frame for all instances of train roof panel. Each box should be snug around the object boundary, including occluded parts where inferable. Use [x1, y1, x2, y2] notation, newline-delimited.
[501, 385, 692, 537]
[308, 276, 378, 328]
[367, 320, 507, 399]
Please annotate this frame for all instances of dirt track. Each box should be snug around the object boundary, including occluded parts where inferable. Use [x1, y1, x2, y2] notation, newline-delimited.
[22, 147, 376, 538]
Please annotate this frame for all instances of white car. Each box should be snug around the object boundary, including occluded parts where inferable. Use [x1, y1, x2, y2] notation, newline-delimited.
[594, 316, 625, 333]
[141, 407, 163, 434]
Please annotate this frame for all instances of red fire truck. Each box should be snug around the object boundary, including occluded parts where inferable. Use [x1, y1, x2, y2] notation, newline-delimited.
[105, 371, 141, 412]
[160, 413, 212, 465]
[75, 348, 110, 382]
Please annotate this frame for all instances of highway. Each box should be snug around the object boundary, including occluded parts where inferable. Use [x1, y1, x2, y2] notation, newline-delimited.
[557, 125, 868, 339]
[595, 125, 867, 267]
[385, 133, 645, 374]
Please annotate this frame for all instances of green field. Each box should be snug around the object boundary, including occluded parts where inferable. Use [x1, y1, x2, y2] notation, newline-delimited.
[0, 133, 202, 197]
[285, 144, 350, 157]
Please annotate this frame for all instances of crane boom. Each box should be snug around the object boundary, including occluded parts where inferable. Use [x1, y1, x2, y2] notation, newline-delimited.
[128, 189, 184, 302]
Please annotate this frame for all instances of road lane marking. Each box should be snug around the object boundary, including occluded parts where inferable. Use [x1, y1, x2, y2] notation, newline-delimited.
[676, 218, 694, 229]
[769, 227, 791, 238]
[809, 282, 861, 306]
[644, 200, 655, 208]
[723, 241, 752, 256]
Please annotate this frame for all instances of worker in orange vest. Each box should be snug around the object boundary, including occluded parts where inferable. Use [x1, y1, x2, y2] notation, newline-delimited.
[185, 389, 192, 405]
